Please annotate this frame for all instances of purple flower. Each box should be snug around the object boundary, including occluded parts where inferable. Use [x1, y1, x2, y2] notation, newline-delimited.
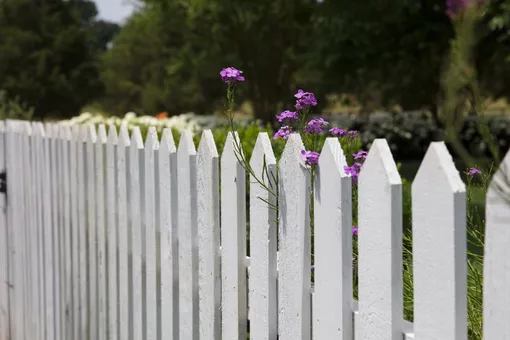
[294, 89, 318, 110]
[276, 110, 298, 122]
[348, 130, 358, 140]
[301, 150, 320, 165]
[273, 125, 292, 140]
[330, 128, 347, 137]
[353, 150, 368, 160]
[352, 226, 358, 236]
[220, 67, 245, 83]
[466, 168, 482, 176]
[303, 118, 329, 134]
[344, 162, 363, 184]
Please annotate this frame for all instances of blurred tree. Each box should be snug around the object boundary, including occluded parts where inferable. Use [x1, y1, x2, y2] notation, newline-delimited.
[0, 0, 106, 119]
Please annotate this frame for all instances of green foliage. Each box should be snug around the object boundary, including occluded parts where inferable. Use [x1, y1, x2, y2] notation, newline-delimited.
[0, 90, 34, 120]
[0, 0, 107, 120]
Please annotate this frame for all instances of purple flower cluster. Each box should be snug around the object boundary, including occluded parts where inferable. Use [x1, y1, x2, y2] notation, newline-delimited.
[220, 67, 245, 83]
[273, 125, 292, 140]
[276, 110, 298, 122]
[301, 150, 320, 166]
[344, 162, 363, 184]
[304, 118, 329, 134]
[294, 89, 318, 110]
[352, 226, 358, 236]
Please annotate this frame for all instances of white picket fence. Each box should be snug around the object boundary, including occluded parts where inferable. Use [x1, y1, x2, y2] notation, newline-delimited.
[0, 119, 509, 340]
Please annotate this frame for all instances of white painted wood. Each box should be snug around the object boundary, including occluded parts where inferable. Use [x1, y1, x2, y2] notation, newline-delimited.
[40, 123, 55, 340]
[86, 124, 98, 340]
[248, 132, 278, 340]
[412, 142, 467, 340]
[221, 132, 248, 340]
[61, 125, 73, 339]
[358, 139, 402, 340]
[56, 125, 65, 340]
[95, 124, 107, 340]
[278, 133, 311, 340]
[70, 124, 80, 340]
[106, 125, 118, 340]
[0, 121, 8, 340]
[117, 125, 130, 340]
[197, 130, 221, 340]
[78, 125, 89, 340]
[34, 123, 47, 340]
[483, 148, 510, 338]
[177, 130, 199, 340]
[158, 128, 178, 340]
[144, 127, 159, 340]
[129, 127, 144, 340]
[313, 137, 353, 340]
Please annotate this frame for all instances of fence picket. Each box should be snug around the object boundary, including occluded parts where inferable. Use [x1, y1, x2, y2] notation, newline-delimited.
[158, 128, 178, 340]
[56, 125, 66, 340]
[248, 132, 278, 340]
[278, 133, 311, 340]
[70, 124, 80, 340]
[106, 125, 118, 340]
[117, 125, 130, 340]
[177, 130, 199, 340]
[358, 139, 402, 340]
[197, 130, 221, 340]
[221, 132, 248, 340]
[412, 142, 467, 340]
[129, 127, 144, 340]
[483, 148, 510, 338]
[144, 127, 159, 340]
[78, 125, 89, 340]
[313, 137, 353, 340]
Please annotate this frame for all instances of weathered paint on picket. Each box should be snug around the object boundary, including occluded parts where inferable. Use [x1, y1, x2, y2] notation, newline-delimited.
[117, 125, 130, 340]
[129, 126, 144, 340]
[221, 132, 248, 340]
[358, 139, 402, 340]
[62, 124, 73, 339]
[248, 132, 278, 340]
[144, 127, 159, 340]
[412, 142, 467, 340]
[313, 137, 353, 340]
[158, 128, 179, 340]
[106, 125, 118, 340]
[78, 124, 89, 339]
[278, 133, 311, 340]
[197, 130, 221, 340]
[483, 147, 510, 339]
[177, 130, 199, 340]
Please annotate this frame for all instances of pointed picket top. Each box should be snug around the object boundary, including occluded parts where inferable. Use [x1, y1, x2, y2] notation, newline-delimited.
[20, 120, 32, 135]
[118, 125, 130, 147]
[484, 148, 510, 339]
[130, 126, 144, 149]
[177, 130, 196, 156]
[160, 128, 176, 153]
[221, 131, 243, 165]
[249, 132, 276, 170]
[357, 138, 402, 340]
[97, 124, 107, 144]
[198, 129, 218, 160]
[359, 139, 400, 185]
[145, 126, 159, 150]
[107, 125, 118, 144]
[412, 141, 466, 340]
[317, 137, 348, 174]
[70, 124, 80, 141]
[86, 124, 97, 144]
[414, 142, 465, 193]
[280, 133, 305, 167]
